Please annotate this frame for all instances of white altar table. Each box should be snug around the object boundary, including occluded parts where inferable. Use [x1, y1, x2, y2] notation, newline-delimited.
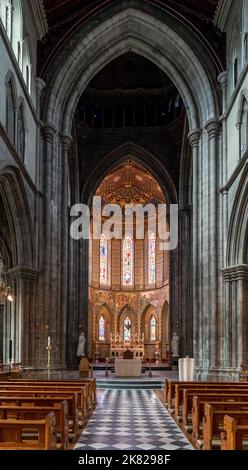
[115, 358, 142, 377]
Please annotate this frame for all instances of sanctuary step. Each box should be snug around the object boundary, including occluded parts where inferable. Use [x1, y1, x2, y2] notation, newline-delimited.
[96, 378, 165, 390]
[92, 362, 172, 371]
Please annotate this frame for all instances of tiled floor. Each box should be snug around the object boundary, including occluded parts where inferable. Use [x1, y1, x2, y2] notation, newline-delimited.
[75, 389, 193, 450]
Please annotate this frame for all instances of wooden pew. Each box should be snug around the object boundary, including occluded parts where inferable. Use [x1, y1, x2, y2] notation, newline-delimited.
[0, 400, 69, 449]
[181, 390, 248, 427]
[165, 379, 248, 410]
[0, 383, 87, 419]
[7, 379, 97, 413]
[221, 415, 248, 450]
[192, 396, 248, 441]
[9, 379, 97, 407]
[202, 404, 248, 450]
[0, 411, 57, 450]
[174, 383, 248, 418]
[0, 393, 79, 437]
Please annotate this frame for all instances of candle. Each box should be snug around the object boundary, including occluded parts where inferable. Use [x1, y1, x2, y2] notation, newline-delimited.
[48, 336, 51, 347]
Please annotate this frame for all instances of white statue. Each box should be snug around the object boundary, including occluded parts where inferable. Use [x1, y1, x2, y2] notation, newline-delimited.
[77, 332, 86, 357]
[171, 332, 179, 357]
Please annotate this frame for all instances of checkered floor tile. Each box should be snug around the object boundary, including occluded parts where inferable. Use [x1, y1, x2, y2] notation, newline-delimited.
[74, 389, 193, 450]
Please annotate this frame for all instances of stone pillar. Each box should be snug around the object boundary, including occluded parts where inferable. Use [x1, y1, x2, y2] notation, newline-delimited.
[60, 133, 73, 368]
[222, 265, 248, 377]
[8, 267, 38, 366]
[218, 72, 228, 115]
[205, 119, 220, 372]
[41, 123, 56, 364]
[35, 78, 46, 268]
[6, 1, 13, 40]
[179, 206, 193, 357]
[188, 129, 201, 367]
[18, 39, 24, 72]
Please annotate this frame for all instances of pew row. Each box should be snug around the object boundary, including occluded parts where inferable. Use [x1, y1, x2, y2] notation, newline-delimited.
[192, 396, 248, 441]
[0, 383, 88, 419]
[221, 415, 248, 450]
[0, 411, 57, 450]
[0, 401, 69, 449]
[202, 404, 248, 450]
[181, 390, 248, 427]
[8, 379, 97, 412]
[0, 394, 79, 437]
[165, 379, 248, 410]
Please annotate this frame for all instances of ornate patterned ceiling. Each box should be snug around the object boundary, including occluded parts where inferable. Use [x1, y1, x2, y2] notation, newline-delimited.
[96, 160, 166, 207]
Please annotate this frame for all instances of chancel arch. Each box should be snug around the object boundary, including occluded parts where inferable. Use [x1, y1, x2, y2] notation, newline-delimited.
[38, 0, 223, 378]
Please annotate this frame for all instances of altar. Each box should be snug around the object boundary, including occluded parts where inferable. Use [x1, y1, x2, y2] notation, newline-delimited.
[115, 358, 142, 377]
[110, 333, 144, 359]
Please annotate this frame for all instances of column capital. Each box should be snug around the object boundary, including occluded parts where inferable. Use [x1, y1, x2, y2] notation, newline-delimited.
[205, 118, 220, 138]
[222, 264, 248, 281]
[188, 128, 202, 148]
[217, 71, 228, 89]
[60, 133, 73, 150]
[36, 78, 46, 93]
[42, 122, 57, 143]
[7, 267, 39, 281]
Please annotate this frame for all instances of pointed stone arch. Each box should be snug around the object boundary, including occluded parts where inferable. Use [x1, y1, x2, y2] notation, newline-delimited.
[227, 164, 248, 267]
[42, 5, 219, 133]
[0, 166, 35, 268]
[82, 142, 177, 206]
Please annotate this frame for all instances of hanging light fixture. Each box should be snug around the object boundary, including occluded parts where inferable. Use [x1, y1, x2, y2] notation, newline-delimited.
[0, 256, 13, 302]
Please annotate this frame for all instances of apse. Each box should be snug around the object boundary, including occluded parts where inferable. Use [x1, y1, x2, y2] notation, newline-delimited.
[87, 159, 170, 362]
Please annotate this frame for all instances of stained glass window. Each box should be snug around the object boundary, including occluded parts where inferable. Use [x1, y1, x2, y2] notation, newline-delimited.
[100, 234, 108, 285]
[122, 236, 133, 286]
[148, 233, 156, 284]
[124, 316, 131, 341]
[99, 315, 105, 341]
[150, 315, 156, 342]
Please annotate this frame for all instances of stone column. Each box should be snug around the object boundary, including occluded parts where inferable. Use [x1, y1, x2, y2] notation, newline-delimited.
[41, 123, 56, 364]
[6, 1, 13, 40]
[8, 267, 38, 366]
[236, 266, 248, 370]
[205, 119, 220, 371]
[60, 134, 73, 368]
[35, 78, 46, 272]
[218, 72, 228, 115]
[222, 265, 248, 377]
[18, 39, 24, 72]
[188, 129, 202, 367]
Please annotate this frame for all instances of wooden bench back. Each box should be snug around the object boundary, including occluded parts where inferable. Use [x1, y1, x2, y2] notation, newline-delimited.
[221, 415, 248, 450]
[203, 404, 248, 450]
[180, 388, 248, 422]
[165, 380, 248, 407]
[192, 396, 248, 440]
[0, 411, 57, 450]
[0, 393, 78, 435]
[0, 400, 69, 449]
[0, 384, 87, 416]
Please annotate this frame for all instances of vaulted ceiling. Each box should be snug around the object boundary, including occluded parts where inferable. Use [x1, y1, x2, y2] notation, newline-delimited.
[43, 0, 220, 28]
[96, 160, 166, 207]
[40, 0, 224, 76]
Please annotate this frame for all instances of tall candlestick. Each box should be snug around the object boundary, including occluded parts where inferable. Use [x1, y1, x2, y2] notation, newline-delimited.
[46, 336, 52, 372]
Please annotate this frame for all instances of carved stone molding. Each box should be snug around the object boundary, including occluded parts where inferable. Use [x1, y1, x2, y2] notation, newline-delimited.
[8, 267, 39, 281]
[222, 264, 248, 281]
